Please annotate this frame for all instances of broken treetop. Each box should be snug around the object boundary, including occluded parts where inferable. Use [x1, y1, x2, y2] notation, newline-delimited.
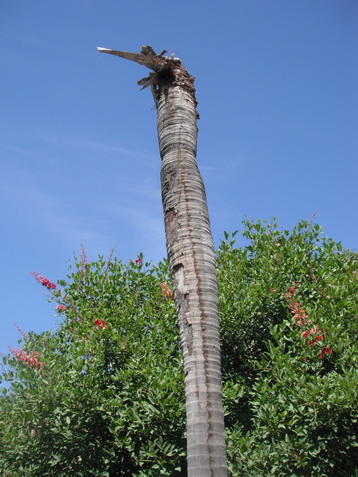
[97, 45, 196, 102]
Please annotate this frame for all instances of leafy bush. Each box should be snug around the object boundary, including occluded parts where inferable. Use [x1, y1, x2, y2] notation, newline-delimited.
[1, 255, 186, 476]
[1, 220, 357, 476]
[218, 219, 357, 476]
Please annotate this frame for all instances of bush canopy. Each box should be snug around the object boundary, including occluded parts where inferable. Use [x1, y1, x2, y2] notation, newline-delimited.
[1, 219, 357, 476]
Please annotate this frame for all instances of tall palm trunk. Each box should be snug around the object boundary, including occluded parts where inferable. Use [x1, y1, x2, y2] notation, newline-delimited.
[98, 46, 228, 476]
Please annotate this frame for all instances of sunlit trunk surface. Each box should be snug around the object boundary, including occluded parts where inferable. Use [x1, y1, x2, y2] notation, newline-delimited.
[98, 46, 228, 476]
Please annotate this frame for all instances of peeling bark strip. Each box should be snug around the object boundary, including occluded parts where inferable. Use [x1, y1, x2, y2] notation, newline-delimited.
[97, 46, 228, 476]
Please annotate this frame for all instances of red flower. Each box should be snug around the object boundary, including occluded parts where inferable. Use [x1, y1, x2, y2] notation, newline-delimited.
[160, 282, 174, 300]
[56, 305, 66, 312]
[94, 319, 107, 330]
[319, 347, 332, 359]
[288, 286, 297, 295]
[288, 301, 309, 326]
[308, 334, 324, 346]
[135, 258, 143, 265]
[32, 272, 56, 290]
[285, 284, 333, 359]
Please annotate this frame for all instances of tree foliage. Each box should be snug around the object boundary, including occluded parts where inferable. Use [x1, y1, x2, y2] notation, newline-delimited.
[1, 219, 357, 476]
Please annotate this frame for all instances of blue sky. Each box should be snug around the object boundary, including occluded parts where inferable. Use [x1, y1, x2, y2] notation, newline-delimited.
[1, 0, 357, 357]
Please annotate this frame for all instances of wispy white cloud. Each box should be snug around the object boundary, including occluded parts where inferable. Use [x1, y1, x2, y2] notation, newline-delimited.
[73, 139, 157, 160]
[200, 158, 244, 173]
[0, 143, 57, 161]
[109, 203, 166, 262]
[1, 177, 108, 248]
[83, 168, 162, 202]
[40, 133, 158, 161]
[201, 164, 239, 173]
[1, 153, 165, 261]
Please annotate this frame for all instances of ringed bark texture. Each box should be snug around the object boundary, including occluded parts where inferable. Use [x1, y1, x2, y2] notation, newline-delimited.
[97, 46, 228, 476]
[157, 80, 227, 477]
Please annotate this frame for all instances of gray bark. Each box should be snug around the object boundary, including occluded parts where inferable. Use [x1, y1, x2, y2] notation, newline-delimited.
[98, 46, 228, 476]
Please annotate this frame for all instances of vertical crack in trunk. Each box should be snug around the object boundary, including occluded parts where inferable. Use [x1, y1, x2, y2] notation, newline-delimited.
[173, 263, 192, 355]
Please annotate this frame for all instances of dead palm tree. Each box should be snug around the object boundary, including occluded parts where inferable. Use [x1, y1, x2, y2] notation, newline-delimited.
[97, 45, 228, 476]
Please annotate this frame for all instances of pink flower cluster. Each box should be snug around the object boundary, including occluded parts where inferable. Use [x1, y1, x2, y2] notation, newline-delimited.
[56, 305, 66, 312]
[284, 284, 332, 359]
[94, 319, 107, 330]
[10, 348, 45, 370]
[32, 272, 56, 290]
[160, 282, 174, 300]
[284, 285, 309, 326]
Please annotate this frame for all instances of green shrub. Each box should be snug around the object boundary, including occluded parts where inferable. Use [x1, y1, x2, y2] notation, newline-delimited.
[1, 220, 357, 476]
[218, 219, 357, 476]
